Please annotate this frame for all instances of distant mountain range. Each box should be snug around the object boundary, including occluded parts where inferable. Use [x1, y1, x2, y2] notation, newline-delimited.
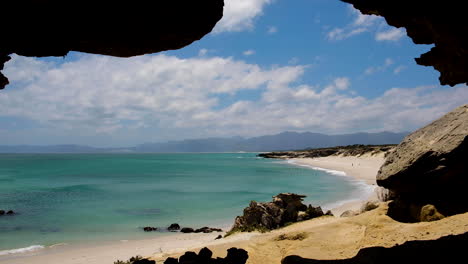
[0, 131, 409, 153]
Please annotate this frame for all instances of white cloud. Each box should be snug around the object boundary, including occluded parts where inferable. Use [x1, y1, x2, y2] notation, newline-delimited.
[267, 26, 278, 34]
[2, 54, 468, 146]
[214, 0, 273, 33]
[393, 65, 407, 75]
[243, 50, 256, 56]
[288, 57, 299, 65]
[375, 28, 406, 41]
[364, 58, 394, 75]
[198, 49, 209, 57]
[327, 5, 407, 43]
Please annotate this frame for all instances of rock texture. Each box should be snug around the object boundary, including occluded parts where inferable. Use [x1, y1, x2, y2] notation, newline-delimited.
[281, 232, 468, 264]
[143, 227, 158, 232]
[230, 193, 331, 233]
[168, 223, 181, 231]
[164, 247, 248, 264]
[377, 104, 468, 222]
[0, 0, 224, 89]
[343, 0, 468, 86]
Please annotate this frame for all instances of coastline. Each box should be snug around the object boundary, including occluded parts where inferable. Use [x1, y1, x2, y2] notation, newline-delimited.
[0, 153, 386, 264]
[288, 152, 386, 216]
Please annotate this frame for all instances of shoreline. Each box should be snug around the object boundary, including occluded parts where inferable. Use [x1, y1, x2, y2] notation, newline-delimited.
[0, 153, 386, 264]
[287, 153, 386, 216]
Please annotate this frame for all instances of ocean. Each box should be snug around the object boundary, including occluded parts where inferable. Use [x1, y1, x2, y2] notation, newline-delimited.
[0, 153, 371, 255]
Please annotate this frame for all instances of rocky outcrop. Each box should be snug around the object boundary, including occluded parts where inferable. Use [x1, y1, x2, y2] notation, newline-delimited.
[343, 0, 468, 87]
[281, 232, 468, 264]
[180, 227, 195, 233]
[164, 247, 248, 264]
[0, 210, 14, 216]
[377, 105, 468, 222]
[143, 227, 158, 232]
[229, 193, 331, 233]
[179, 227, 222, 233]
[360, 201, 379, 213]
[0, 0, 224, 89]
[168, 223, 181, 231]
[419, 205, 445, 222]
[258, 145, 395, 159]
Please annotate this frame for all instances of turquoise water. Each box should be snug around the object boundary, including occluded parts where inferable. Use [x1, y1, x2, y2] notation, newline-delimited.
[0, 153, 364, 252]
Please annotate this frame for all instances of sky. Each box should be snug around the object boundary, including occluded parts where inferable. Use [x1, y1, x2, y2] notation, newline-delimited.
[1, 0, 467, 147]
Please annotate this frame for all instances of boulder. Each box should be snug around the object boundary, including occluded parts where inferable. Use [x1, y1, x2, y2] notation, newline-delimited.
[360, 201, 380, 213]
[420, 204, 445, 222]
[180, 227, 194, 233]
[194, 227, 222, 233]
[230, 193, 326, 233]
[340, 210, 358, 218]
[377, 105, 468, 222]
[215, 235, 222, 240]
[143, 227, 157, 232]
[168, 223, 181, 231]
[133, 260, 156, 264]
[164, 257, 178, 264]
[0, 210, 4, 215]
[165, 247, 248, 264]
[6, 210, 14, 215]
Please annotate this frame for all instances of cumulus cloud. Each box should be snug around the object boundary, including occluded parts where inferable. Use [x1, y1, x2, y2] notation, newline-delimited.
[2, 54, 467, 146]
[375, 28, 406, 41]
[214, 0, 273, 33]
[243, 50, 256, 56]
[327, 6, 407, 43]
[364, 58, 394, 75]
[267, 26, 278, 34]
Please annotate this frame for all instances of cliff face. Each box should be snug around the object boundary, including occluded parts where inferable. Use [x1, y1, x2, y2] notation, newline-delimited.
[0, 0, 224, 89]
[377, 105, 468, 222]
[343, 0, 468, 87]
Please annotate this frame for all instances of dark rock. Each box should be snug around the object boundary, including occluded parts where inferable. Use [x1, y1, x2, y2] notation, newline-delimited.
[194, 227, 223, 233]
[377, 105, 468, 222]
[0, 0, 224, 90]
[230, 193, 326, 233]
[133, 259, 156, 264]
[225, 248, 249, 264]
[343, 1, 468, 87]
[180, 227, 195, 233]
[215, 235, 222, 240]
[340, 210, 358, 218]
[0, 210, 4, 215]
[281, 232, 468, 264]
[324, 210, 333, 216]
[198, 247, 213, 261]
[179, 251, 198, 264]
[6, 210, 14, 215]
[164, 257, 178, 264]
[419, 204, 445, 222]
[168, 223, 181, 231]
[143, 226, 158, 232]
[165, 247, 248, 264]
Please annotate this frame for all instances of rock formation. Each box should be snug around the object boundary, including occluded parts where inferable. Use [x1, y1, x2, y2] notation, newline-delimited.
[229, 193, 331, 233]
[377, 104, 468, 222]
[143, 227, 158, 232]
[0, 210, 14, 216]
[258, 145, 395, 159]
[179, 227, 222, 233]
[343, 0, 468, 86]
[164, 247, 248, 264]
[281, 232, 468, 264]
[168, 223, 181, 231]
[0, 0, 224, 89]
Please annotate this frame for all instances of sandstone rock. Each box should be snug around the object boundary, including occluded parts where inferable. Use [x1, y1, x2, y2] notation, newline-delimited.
[420, 204, 445, 222]
[0, 0, 224, 90]
[143, 226, 157, 232]
[377, 105, 468, 221]
[180, 227, 194, 233]
[168, 223, 180, 231]
[340, 210, 358, 217]
[361, 201, 380, 213]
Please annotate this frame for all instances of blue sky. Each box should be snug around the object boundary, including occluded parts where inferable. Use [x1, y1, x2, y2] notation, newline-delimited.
[1, 0, 467, 147]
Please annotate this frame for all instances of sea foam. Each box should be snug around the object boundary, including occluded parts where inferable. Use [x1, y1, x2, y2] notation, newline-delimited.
[0, 245, 45, 256]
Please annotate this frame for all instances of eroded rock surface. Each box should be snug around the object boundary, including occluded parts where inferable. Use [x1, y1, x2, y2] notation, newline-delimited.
[343, 0, 468, 86]
[377, 105, 468, 221]
[0, 0, 224, 89]
[230, 193, 331, 233]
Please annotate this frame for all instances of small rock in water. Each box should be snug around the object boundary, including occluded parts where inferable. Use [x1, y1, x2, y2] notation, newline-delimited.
[215, 235, 222, 240]
[143, 226, 158, 232]
[0, 210, 4, 215]
[180, 227, 194, 233]
[5, 210, 14, 215]
[167, 223, 180, 231]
